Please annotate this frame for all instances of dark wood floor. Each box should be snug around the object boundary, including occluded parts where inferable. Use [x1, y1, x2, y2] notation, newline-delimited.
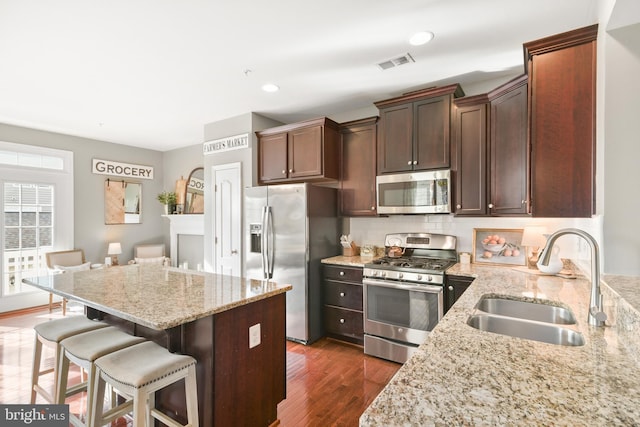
[0, 305, 400, 426]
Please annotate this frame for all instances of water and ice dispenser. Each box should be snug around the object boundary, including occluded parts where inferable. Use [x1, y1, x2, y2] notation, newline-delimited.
[249, 223, 262, 253]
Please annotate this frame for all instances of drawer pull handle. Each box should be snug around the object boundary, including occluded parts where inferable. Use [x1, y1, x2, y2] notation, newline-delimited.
[339, 271, 345, 276]
[339, 292, 345, 297]
[339, 318, 345, 324]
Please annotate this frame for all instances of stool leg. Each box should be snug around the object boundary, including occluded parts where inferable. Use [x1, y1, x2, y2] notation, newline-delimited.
[185, 365, 199, 427]
[148, 389, 155, 427]
[133, 388, 147, 427]
[55, 350, 70, 404]
[48, 293, 53, 312]
[30, 335, 43, 404]
[89, 369, 106, 427]
[84, 364, 96, 426]
[62, 299, 67, 316]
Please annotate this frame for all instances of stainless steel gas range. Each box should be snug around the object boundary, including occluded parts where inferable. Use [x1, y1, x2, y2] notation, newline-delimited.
[363, 232, 457, 364]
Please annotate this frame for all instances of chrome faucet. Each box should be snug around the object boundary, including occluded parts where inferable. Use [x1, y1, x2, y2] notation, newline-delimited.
[538, 228, 607, 327]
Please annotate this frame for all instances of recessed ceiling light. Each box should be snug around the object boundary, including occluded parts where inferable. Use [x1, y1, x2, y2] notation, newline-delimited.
[409, 31, 434, 46]
[262, 83, 279, 93]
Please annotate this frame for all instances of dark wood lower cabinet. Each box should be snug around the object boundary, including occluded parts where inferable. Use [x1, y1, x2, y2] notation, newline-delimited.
[323, 264, 364, 345]
[444, 275, 474, 313]
[89, 293, 286, 426]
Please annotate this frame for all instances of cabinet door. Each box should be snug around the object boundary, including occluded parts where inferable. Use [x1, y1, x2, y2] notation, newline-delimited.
[340, 119, 377, 216]
[455, 103, 488, 216]
[288, 125, 323, 179]
[377, 104, 413, 173]
[527, 26, 596, 217]
[444, 275, 474, 313]
[259, 133, 288, 183]
[490, 83, 529, 215]
[414, 95, 451, 170]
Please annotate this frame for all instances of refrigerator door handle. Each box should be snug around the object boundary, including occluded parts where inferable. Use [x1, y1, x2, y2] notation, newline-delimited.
[266, 206, 275, 279]
[261, 206, 269, 279]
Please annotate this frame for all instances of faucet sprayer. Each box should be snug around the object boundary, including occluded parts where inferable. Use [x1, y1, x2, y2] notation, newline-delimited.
[538, 228, 607, 327]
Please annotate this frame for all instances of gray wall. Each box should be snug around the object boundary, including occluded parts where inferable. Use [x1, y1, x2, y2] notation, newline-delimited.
[161, 143, 204, 249]
[0, 123, 165, 264]
[201, 112, 283, 271]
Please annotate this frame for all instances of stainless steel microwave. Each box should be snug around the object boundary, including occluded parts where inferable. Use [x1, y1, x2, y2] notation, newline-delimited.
[376, 169, 451, 214]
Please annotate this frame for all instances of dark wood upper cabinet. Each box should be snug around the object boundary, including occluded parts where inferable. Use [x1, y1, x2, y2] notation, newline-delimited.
[489, 75, 529, 216]
[454, 96, 489, 216]
[339, 117, 378, 217]
[375, 84, 464, 174]
[454, 75, 529, 217]
[524, 24, 597, 217]
[257, 117, 340, 185]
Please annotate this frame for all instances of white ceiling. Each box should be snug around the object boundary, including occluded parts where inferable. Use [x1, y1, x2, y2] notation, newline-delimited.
[0, 0, 602, 151]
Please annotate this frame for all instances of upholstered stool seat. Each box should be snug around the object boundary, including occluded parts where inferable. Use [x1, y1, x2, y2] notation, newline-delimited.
[31, 317, 108, 405]
[91, 341, 199, 427]
[57, 326, 146, 426]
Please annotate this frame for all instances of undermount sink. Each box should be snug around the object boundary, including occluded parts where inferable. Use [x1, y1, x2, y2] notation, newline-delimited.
[467, 313, 585, 347]
[467, 294, 584, 347]
[475, 295, 577, 325]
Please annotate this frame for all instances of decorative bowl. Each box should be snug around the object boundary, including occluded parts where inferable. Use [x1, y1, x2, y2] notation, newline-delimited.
[482, 243, 506, 253]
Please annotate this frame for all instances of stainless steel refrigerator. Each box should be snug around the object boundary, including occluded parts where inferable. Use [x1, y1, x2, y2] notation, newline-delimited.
[244, 183, 340, 344]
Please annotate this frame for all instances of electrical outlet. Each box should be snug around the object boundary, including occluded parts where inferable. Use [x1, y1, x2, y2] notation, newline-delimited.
[249, 323, 261, 348]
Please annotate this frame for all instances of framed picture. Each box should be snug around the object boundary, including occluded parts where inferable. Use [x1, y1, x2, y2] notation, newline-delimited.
[472, 228, 526, 266]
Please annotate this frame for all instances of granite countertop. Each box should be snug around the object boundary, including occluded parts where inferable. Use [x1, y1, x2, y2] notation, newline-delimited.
[23, 264, 291, 330]
[360, 263, 640, 426]
[321, 255, 380, 267]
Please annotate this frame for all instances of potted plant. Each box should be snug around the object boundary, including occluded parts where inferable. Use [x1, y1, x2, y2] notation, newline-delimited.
[157, 191, 177, 215]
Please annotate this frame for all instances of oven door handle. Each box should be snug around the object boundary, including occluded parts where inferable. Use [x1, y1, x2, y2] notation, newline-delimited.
[363, 278, 443, 294]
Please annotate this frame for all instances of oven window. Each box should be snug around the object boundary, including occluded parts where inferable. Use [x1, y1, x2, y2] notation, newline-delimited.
[366, 285, 440, 331]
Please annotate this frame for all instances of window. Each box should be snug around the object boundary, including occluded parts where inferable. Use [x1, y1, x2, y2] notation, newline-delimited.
[0, 141, 73, 311]
[3, 183, 54, 295]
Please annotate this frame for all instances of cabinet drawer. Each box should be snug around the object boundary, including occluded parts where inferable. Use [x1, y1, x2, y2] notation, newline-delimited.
[323, 265, 363, 283]
[324, 306, 364, 343]
[324, 280, 363, 311]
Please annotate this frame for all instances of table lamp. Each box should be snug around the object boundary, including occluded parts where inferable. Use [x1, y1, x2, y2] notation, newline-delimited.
[108, 242, 122, 266]
[521, 226, 547, 269]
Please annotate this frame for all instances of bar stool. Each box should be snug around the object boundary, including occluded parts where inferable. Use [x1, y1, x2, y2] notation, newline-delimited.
[31, 316, 108, 405]
[91, 341, 199, 427]
[56, 326, 146, 426]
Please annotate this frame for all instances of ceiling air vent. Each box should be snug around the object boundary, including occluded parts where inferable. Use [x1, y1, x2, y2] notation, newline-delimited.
[377, 53, 415, 70]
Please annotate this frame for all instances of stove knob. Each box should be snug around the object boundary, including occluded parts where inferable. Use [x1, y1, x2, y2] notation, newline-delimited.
[427, 275, 433, 282]
[381, 271, 387, 278]
[398, 273, 403, 279]
[417, 274, 423, 281]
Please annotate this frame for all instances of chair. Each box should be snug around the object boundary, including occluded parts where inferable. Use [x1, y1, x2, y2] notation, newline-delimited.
[31, 317, 108, 405]
[132, 243, 169, 265]
[45, 249, 90, 315]
[91, 341, 199, 427]
[56, 327, 146, 426]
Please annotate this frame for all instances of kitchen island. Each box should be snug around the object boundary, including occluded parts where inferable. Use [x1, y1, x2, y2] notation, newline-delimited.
[360, 263, 640, 426]
[24, 264, 291, 427]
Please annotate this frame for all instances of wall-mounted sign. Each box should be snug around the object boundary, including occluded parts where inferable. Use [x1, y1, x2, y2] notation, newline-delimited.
[203, 133, 249, 155]
[92, 159, 154, 180]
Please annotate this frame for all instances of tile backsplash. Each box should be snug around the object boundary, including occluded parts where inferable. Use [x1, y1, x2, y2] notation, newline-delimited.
[347, 214, 603, 277]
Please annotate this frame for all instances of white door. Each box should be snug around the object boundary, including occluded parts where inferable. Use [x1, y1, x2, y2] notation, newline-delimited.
[213, 163, 241, 277]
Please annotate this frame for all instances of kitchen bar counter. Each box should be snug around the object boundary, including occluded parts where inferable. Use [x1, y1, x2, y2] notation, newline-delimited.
[360, 263, 640, 426]
[24, 264, 290, 329]
[24, 264, 291, 426]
